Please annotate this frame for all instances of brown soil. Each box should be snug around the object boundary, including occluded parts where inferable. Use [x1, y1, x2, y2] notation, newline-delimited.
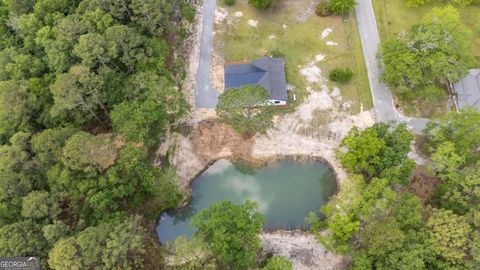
[190, 121, 255, 164]
[168, 121, 256, 192]
[409, 166, 439, 204]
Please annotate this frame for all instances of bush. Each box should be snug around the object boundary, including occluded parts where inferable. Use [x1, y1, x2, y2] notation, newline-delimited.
[316, 2, 333, 17]
[225, 0, 236, 5]
[248, 0, 278, 9]
[181, 3, 196, 22]
[329, 68, 354, 82]
[268, 48, 284, 58]
[328, 0, 356, 15]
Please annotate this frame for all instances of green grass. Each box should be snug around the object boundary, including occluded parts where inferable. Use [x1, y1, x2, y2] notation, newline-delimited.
[393, 91, 449, 118]
[215, 0, 373, 113]
[372, 0, 480, 117]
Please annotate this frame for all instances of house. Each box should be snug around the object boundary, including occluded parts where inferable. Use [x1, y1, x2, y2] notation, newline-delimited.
[453, 69, 480, 110]
[224, 57, 288, 106]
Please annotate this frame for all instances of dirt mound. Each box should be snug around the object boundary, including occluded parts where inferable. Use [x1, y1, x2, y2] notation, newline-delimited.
[170, 121, 255, 190]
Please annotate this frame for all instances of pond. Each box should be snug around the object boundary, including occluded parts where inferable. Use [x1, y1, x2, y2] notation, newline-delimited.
[156, 159, 337, 243]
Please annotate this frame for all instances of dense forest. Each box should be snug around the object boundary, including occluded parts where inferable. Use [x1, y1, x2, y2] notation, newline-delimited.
[310, 110, 480, 269]
[0, 0, 194, 268]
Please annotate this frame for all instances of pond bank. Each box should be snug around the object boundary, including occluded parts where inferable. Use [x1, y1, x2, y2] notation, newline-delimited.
[262, 230, 349, 270]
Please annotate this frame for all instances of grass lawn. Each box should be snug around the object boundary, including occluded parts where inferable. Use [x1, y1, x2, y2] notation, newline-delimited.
[372, 0, 480, 117]
[215, 0, 372, 114]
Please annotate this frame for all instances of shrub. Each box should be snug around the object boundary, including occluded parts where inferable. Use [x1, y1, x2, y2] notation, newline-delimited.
[316, 2, 332, 17]
[225, 0, 236, 6]
[248, 0, 278, 9]
[329, 68, 354, 82]
[328, 0, 356, 15]
[268, 48, 284, 58]
[181, 3, 196, 22]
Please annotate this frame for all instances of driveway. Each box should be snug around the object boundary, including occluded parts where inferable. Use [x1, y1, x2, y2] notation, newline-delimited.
[195, 0, 220, 108]
[355, 0, 428, 133]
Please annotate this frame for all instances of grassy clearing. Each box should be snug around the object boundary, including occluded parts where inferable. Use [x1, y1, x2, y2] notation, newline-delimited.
[372, 0, 479, 117]
[393, 92, 449, 118]
[215, 0, 372, 114]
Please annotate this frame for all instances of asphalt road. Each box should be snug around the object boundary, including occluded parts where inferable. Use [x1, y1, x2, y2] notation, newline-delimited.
[195, 0, 219, 108]
[355, 0, 428, 133]
[354, 0, 399, 122]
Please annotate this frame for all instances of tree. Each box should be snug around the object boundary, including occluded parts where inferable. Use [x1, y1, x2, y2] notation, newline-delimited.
[48, 237, 84, 270]
[110, 100, 166, 145]
[90, 145, 181, 215]
[429, 141, 480, 215]
[33, 0, 71, 20]
[50, 65, 106, 125]
[35, 15, 86, 73]
[62, 131, 118, 174]
[167, 235, 217, 270]
[216, 85, 273, 135]
[73, 33, 117, 68]
[310, 175, 365, 253]
[359, 216, 405, 258]
[80, 8, 114, 33]
[0, 135, 37, 224]
[42, 220, 70, 244]
[21, 190, 60, 219]
[104, 25, 145, 73]
[8, 0, 35, 15]
[101, 216, 146, 269]
[426, 208, 472, 267]
[328, 0, 356, 15]
[248, 0, 278, 8]
[130, 0, 174, 36]
[191, 200, 264, 269]
[263, 256, 293, 270]
[0, 80, 33, 142]
[31, 127, 77, 168]
[48, 217, 148, 270]
[424, 108, 480, 164]
[0, 220, 48, 257]
[337, 123, 414, 183]
[379, 6, 475, 91]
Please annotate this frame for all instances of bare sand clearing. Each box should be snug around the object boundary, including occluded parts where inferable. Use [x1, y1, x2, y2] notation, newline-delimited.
[262, 231, 349, 270]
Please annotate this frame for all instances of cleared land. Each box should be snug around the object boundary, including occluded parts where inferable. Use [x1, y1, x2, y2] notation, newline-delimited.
[214, 0, 372, 114]
[372, 0, 480, 117]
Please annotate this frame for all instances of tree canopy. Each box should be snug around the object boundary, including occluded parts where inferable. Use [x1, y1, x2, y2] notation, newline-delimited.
[312, 114, 479, 269]
[216, 85, 274, 135]
[191, 200, 265, 269]
[379, 6, 475, 93]
[0, 0, 192, 268]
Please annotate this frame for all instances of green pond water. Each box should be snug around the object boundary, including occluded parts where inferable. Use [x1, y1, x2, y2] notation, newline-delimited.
[156, 159, 337, 243]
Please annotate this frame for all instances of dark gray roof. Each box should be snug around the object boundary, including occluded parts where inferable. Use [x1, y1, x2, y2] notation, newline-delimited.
[454, 69, 480, 110]
[224, 57, 288, 101]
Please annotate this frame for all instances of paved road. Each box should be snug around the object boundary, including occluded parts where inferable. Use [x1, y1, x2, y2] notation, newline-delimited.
[355, 0, 428, 133]
[195, 0, 219, 108]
